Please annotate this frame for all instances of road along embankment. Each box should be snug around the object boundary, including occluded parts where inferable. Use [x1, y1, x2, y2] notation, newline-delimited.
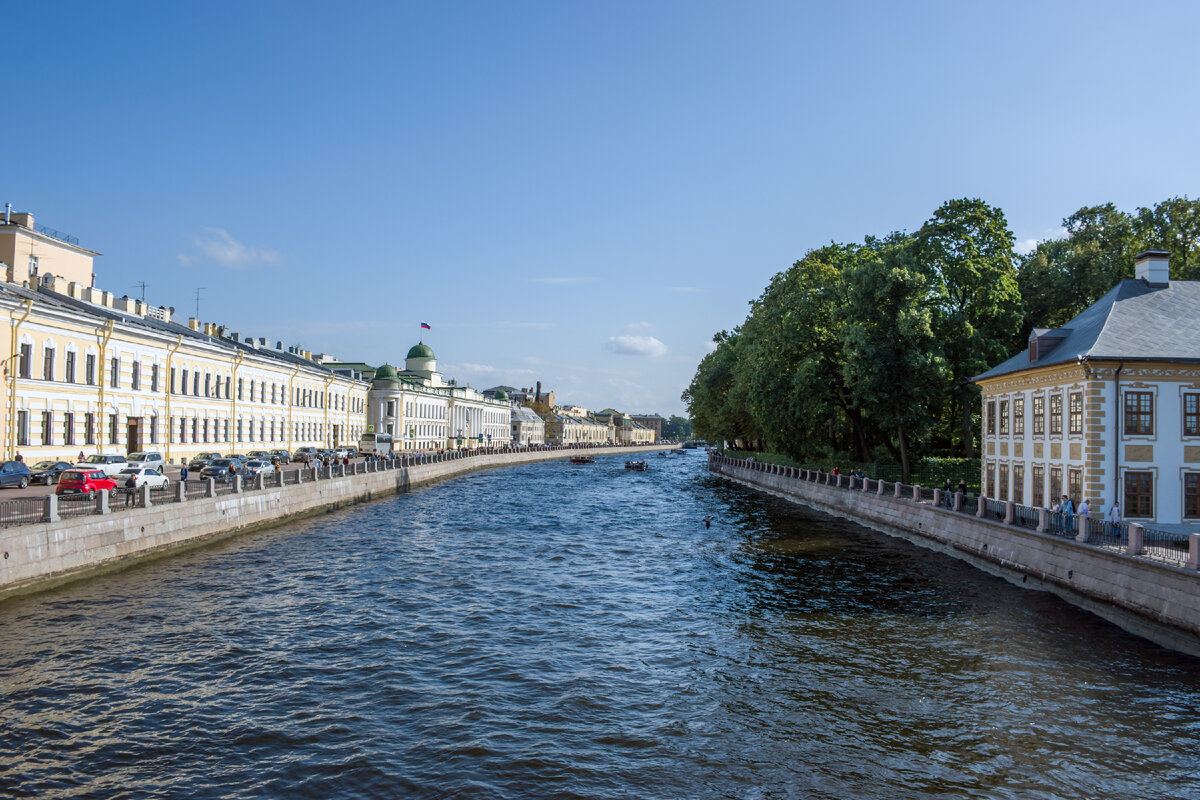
[709, 453, 1200, 658]
[0, 445, 671, 601]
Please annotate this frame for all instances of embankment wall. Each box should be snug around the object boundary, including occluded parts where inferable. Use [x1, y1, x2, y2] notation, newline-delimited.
[0, 445, 668, 600]
[710, 455, 1200, 658]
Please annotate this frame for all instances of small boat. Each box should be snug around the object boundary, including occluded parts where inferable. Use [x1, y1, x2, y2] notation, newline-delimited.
[658, 452, 668, 457]
[569, 456, 595, 464]
[625, 460, 648, 471]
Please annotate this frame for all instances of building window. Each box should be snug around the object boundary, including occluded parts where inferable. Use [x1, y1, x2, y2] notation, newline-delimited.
[85, 413, 95, 444]
[43, 347, 54, 381]
[250, 381, 256, 402]
[193, 372, 200, 396]
[41, 411, 52, 445]
[1124, 392, 1154, 436]
[192, 418, 198, 443]
[1050, 466, 1063, 503]
[181, 369, 189, 395]
[1013, 464, 1024, 504]
[1014, 397, 1024, 436]
[999, 400, 1009, 436]
[1069, 468, 1082, 501]
[1185, 474, 1200, 520]
[205, 373, 211, 397]
[986, 462, 996, 498]
[85, 354, 96, 385]
[150, 416, 157, 445]
[1033, 396, 1045, 436]
[151, 364, 159, 393]
[1186, 394, 1200, 437]
[65, 351, 76, 383]
[999, 463, 1009, 500]
[109, 414, 119, 444]
[131, 361, 140, 390]
[1125, 471, 1153, 518]
[110, 357, 119, 388]
[238, 378, 244, 401]
[63, 412, 74, 446]
[1068, 392, 1083, 435]
[1049, 394, 1063, 435]
[15, 410, 28, 446]
[18, 344, 31, 379]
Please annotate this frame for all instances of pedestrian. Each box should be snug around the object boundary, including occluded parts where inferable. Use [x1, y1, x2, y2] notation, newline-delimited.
[1078, 498, 1091, 518]
[1051, 497, 1062, 532]
[124, 472, 137, 507]
[78, 450, 85, 463]
[342, 456, 349, 467]
[957, 479, 967, 495]
[1108, 501, 1121, 525]
[180, 465, 189, 483]
[1061, 494, 1075, 533]
[227, 462, 237, 482]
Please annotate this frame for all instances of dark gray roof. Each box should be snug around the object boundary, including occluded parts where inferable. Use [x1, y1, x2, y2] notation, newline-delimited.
[975, 279, 1200, 381]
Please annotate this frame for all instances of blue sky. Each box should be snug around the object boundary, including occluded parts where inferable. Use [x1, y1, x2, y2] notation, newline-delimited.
[6, 1, 1200, 416]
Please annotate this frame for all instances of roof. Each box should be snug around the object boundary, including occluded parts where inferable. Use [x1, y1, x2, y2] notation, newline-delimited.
[975, 279, 1200, 382]
[407, 341, 435, 360]
[372, 364, 400, 383]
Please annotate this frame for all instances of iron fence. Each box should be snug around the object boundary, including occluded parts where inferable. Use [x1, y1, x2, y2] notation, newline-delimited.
[1012, 503, 1040, 530]
[57, 493, 96, 519]
[149, 485, 179, 505]
[1080, 516, 1126, 549]
[0, 497, 44, 527]
[1141, 527, 1190, 567]
[982, 499, 1006, 521]
[919, 487, 936, 503]
[185, 482, 209, 500]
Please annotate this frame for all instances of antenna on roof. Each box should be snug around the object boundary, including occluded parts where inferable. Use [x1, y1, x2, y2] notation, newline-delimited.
[195, 287, 205, 320]
[134, 281, 149, 302]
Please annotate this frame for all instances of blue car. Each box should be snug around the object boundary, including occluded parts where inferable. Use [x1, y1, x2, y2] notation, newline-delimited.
[0, 460, 31, 489]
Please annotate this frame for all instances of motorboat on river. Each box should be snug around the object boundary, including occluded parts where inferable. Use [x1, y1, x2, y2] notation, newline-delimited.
[625, 460, 648, 471]
[569, 456, 595, 464]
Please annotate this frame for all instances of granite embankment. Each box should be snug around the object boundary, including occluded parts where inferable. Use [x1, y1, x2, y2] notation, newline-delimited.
[710, 453, 1200, 658]
[0, 445, 670, 600]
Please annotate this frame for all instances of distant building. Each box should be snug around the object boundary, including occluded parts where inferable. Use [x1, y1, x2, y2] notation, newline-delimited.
[975, 250, 1200, 527]
[511, 404, 545, 445]
[364, 342, 511, 451]
[629, 413, 663, 442]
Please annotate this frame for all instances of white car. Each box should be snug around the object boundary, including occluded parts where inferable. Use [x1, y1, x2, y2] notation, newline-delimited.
[243, 459, 275, 476]
[117, 467, 170, 489]
[75, 454, 129, 477]
[127, 451, 166, 468]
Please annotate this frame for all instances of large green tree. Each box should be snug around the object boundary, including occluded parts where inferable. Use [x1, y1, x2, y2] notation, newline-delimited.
[915, 199, 1021, 458]
[1136, 196, 1200, 279]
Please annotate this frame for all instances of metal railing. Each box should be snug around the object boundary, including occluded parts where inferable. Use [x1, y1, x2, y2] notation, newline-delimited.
[1142, 527, 1190, 567]
[1012, 504, 1039, 530]
[0, 497, 45, 527]
[58, 494, 97, 519]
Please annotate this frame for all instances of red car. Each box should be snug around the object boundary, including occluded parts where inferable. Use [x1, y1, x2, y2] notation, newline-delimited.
[55, 469, 118, 497]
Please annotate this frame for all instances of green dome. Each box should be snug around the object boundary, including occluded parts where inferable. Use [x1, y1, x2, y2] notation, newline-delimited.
[407, 341, 435, 360]
[372, 363, 400, 383]
[493, 389, 509, 401]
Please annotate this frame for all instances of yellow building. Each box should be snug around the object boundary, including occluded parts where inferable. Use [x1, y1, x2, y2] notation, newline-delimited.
[0, 211, 369, 464]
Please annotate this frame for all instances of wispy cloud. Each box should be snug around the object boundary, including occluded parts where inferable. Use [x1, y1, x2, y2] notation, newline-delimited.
[1016, 227, 1067, 255]
[179, 227, 281, 269]
[532, 276, 596, 286]
[606, 335, 668, 357]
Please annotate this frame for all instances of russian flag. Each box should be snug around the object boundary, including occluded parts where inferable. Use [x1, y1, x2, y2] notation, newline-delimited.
[420, 321, 432, 330]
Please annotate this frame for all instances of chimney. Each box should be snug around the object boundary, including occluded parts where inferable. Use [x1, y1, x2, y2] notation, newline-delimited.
[231, 332, 241, 343]
[1136, 249, 1170, 288]
[188, 317, 201, 331]
[258, 337, 268, 347]
[536, 381, 542, 403]
[276, 341, 283, 350]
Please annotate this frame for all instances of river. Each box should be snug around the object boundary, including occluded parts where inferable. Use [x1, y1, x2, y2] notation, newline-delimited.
[1, 452, 1198, 799]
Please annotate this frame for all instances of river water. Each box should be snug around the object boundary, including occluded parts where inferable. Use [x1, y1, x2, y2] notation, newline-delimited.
[1, 453, 1199, 799]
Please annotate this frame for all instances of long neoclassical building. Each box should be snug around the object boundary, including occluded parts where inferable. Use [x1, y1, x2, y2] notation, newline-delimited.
[0, 210, 370, 463]
[975, 250, 1200, 527]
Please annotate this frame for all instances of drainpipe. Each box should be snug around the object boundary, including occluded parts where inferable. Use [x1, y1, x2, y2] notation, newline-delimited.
[7, 298, 32, 459]
[286, 363, 301, 453]
[322, 374, 334, 447]
[230, 350, 245, 454]
[1114, 359, 1124, 512]
[96, 320, 114, 455]
[164, 335, 182, 464]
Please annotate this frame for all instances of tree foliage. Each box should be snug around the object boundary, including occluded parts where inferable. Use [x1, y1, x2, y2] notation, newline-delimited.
[683, 195, 1193, 467]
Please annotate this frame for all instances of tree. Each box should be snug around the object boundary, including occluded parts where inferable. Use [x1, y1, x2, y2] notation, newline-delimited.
[1135, 196, 1200, 279]
[661, 415, 692, 440]
[916, 199, 1021, 458]
[840, 243, 943, 480]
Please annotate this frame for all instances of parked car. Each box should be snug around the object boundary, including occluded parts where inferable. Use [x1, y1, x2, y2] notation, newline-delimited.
[225, 453, 249, 466]
[0, 460, 31, 489]
[127, 452, 165, 468]
[56, 469, 117, 497]
[269, 449, 291, 464]
[188, 452, 222, 471]
[292, 447, 317, 463]
[200, 458, 243, 482]
[244, 459, 275, 476]
[29, 460, 75, 485]
[117, 467, 170, 489]
[74, 454, 129, 477]
[343, 447, 358, 458]
[246, 450, 271, 460]
[332, 447, 349, 459]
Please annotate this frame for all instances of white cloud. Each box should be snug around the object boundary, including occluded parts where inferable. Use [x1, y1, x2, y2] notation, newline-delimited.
[459, 363, 496, 374]
[606, 334, 668, 357]
[1015, 227, 1068, 255]
[532, 276, 595, 286]
[181, 227, 281, 269]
